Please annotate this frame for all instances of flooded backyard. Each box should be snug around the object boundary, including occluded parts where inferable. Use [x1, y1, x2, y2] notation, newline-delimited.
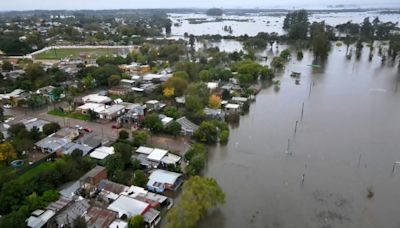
[197, 43, 400, 228]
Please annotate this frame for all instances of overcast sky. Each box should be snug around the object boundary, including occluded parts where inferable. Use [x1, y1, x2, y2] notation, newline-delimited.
[1, 0, 399, 11]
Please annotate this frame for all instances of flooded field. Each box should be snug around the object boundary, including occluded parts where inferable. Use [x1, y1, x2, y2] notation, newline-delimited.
[169, 11, 400, 36]
[198, 43, 400, 228]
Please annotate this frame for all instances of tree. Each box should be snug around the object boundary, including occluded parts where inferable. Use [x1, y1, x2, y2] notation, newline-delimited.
[164, 106, 180, 119]
[132, 131, 148, 147]
[49, 88, 63, 102]
[81, 74, 95, 90]
[0, 142, 17, 164]
[118, 130, 129, 140]
[311, 22, 331, 59]
[165, 121, 181, 137]
[132, 170, 147, 187]
[163, 87, 175, 98]
[199, 70, 211, 82]
[280, 49, 291, 61]
[173, 71, 189, 80]
[87, 109, 98, 121]
[208, 95, 221, 108]
[185, 144, 206, 176]
[0, 107, 4, 122]
[271, 56, 285, 70]
[29, 126, 42, 141]
[108, 74, 121, 87]
[73, 216, 87, 228]
[8, 123, 28, 138]
[1, 61, 13, 72]
[42, 122, 61, 136]
[71, 149, 83, 162]
[164, 77, 188, 96]
[193, 121, 219, 144]
[25, 63, 45, 80]
[143, 113, 163, 132]
[166, 176, 225, 228]
[189, 34, 196, 48]
[283, 10, 309, 40]
[106, 154, 125, 177]
[113, 142, 133, 165]
[129, 215, 145, 228]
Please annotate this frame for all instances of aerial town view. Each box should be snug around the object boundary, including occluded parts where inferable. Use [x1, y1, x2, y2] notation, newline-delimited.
[0, 0, 399, 227]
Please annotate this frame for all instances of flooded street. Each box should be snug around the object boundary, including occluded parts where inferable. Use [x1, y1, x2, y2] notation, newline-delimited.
[200, 45, 400, 227]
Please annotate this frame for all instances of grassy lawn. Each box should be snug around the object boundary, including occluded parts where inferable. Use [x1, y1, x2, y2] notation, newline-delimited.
[16, 162, 56, 183]
[34, 48, 124, 60]
[48, 109, 89, 121]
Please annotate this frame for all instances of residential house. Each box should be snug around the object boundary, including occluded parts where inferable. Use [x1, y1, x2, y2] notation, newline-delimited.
[85, 206, 118, 228]
[225, 103, 241, 114]
[22, 118, 50, 132]
[54, 127, 80, 141]
[146, 169, 183, 193]
[107, 195, 161, 227]
[108, 86, 131, 96]
[35, 136, 71, 153]
[90, 146, 114, 161]
[53, 199, 90, 228]
[176, 117, 199, 136]
[98, 104, 126, 120]
[204, 108, 225, 120]
[145, 100, 162, 111]
[159, 114, 173, 127]
[82, 94, 112, 104]
[109, 219, 128, 228]
[79, 166, 108, 188]
[26, 209, 55, 228]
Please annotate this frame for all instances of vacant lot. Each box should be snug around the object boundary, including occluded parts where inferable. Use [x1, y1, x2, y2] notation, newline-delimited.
[48, 109, 89, 121]
[34, 48, 124, 60]
[16, 162, 56, 183]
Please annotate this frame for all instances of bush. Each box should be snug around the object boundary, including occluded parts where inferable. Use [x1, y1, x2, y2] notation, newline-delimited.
[42, 122, 61, 136]
[119, 130, 129, 140]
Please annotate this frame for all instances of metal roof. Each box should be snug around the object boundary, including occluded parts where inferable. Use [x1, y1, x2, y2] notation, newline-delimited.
[148, 169, 182, 185]
[107, 195, 149, 218]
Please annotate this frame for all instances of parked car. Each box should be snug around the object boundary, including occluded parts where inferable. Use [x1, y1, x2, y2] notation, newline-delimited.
[83, 128, 93, 133]
[75, 125, 83, 130]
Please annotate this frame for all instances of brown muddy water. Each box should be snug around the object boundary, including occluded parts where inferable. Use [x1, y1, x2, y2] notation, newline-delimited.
[200, 44, 400, 228]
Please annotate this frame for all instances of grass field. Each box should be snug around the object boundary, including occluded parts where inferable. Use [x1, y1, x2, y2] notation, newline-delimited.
[33, 48, 124, 60]
[16, 162, 56, 183]
[48, 109, 90, 121]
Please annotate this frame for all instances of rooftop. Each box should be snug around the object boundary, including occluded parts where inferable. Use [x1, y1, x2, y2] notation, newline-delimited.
[148, 169, 182, 185]
[82, 94, 112, 104]
[147, 148, 168, 162]
[85, 206, 118, 228]
[107, 195, 149, 218]
[136, 146, 154, 155]
[90, 146, 114, 160]
[176, 117, 199, 131]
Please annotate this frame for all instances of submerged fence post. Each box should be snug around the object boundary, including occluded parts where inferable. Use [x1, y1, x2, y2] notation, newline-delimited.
[301, 102, 304, 121]
[358, 154, 362, 168]
[294, 120, 298, 135]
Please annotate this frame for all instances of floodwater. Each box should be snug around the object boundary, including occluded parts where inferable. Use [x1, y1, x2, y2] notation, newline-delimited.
[169, 11, 400, 36]
[199, 43, 400, 228]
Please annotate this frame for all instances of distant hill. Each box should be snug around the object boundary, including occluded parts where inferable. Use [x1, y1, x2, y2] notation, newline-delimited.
[206, 8, 223, 16]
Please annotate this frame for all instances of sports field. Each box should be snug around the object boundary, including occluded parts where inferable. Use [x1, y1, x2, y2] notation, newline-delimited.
[33, 47, 125, 60]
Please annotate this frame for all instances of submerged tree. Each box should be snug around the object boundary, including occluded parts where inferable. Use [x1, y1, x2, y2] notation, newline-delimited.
[166, 176, 225, 228]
